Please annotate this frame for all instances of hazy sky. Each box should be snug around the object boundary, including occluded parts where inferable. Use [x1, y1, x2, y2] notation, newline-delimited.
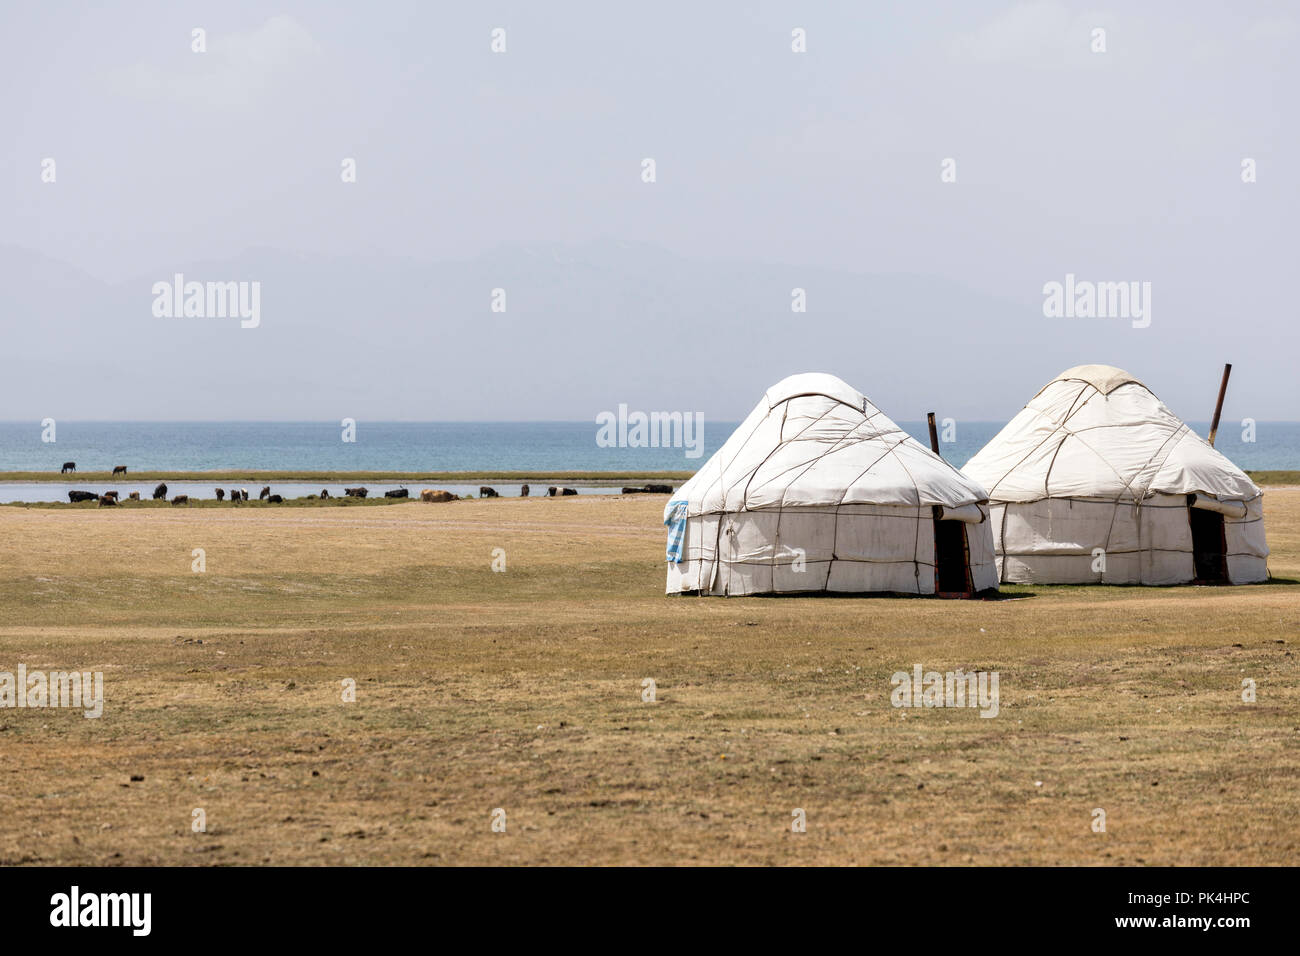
[2, 2, 1296, 421]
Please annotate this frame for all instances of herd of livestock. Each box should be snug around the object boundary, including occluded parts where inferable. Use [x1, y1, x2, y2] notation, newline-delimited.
[55, 463, 675, 506]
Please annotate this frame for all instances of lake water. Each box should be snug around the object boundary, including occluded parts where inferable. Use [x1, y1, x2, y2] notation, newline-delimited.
[0, 420, 1295, 503]
[2, 422, 720, 473]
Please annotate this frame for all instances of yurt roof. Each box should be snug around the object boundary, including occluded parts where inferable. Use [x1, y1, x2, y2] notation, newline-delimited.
[962, 364, 1261, 503]
[670, 373, 991, 514]
[1047, 364, 1146, 396]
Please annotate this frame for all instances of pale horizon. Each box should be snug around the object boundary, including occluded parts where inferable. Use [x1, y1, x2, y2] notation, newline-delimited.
[3, 2, 1295, 422]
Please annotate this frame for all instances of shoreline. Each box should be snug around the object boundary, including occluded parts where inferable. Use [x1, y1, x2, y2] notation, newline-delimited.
[2, 468, 1294, 485]
[0, 469, 696, 485]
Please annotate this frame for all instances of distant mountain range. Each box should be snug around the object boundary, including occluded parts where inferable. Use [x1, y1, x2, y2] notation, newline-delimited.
[0, 240, 1259, 422]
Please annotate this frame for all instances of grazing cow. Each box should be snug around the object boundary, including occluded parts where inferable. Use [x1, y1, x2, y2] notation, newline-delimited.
[68, 490, 98, 503]
[520, 484, 529, 497]
[344, 487, 368, 498]
[644, 484, 673, 494]
[267, 494, 284, 503]
[241, 488, 249, 501]
[98, 494, 117, 506]
[128, 492, 140, 500]
[228, 489, 240, 502]
[171, 495, 189, 505]
[215, 488, 225, 501]
[621, 487, 643, 495]
[102, 491, 119, 501]
[420, 489, 456, 503]
[259, 486, 271, 500]
[384, 488, 409, 498]
[112, 465, 127, 476]
[560, 487, 578, 496]
[320, 489, 330, 499]
[61, 462, 76, 473]
[479, 486, 499, 498]
[547, 486, 557, 497]
[153, 483, 168, 500]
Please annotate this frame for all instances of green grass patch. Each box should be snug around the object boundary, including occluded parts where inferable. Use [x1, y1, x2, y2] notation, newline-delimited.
[1, 496, 422, 509]
[1248, 470, 1300, 485]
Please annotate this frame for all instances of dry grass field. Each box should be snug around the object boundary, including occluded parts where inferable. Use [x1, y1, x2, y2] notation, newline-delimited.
[1, 492, 1297, 866]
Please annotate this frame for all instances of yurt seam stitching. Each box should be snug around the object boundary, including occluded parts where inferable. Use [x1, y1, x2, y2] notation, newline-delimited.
[736, 401, 837, 508]
[727, 400, 837, 594]
[985, 383, 1091, 498]
[874, 432, 930, 588]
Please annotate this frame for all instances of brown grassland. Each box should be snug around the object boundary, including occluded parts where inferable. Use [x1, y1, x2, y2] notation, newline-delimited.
[0, 492, 1296, 866]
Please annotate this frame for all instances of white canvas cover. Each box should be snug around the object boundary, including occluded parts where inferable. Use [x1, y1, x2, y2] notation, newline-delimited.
[961, 364, 1269, 585]
[665, 373, 999, 595]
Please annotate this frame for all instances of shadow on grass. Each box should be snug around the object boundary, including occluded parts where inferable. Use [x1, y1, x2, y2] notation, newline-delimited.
[997, 577, 1298, 591]
[670, 588, 1037, 601]
[670, 578, 1298, 599]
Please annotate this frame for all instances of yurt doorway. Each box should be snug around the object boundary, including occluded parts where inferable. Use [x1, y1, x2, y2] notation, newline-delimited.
[1188, 497, 1228, 583]
[933, 508, 973, 596]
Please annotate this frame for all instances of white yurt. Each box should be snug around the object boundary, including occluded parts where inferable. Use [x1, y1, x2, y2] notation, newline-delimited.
[961, 364, 1269, 585]
[664, 373, 999, 596]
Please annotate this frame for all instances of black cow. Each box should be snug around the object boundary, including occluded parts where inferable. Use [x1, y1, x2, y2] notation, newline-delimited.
[215, 488, 225, 501]
[320, 489, 330, 499]
[479, 487, 499, 498]
[267, 494, 283, 503]
[68, 490, 97, 503]
[384, 488, 409, 498]
[547, 486, 557, 497]
[112, 465, 127, 476]
[644, 484, 673, 494]
[61, 462, 76, 473]
[344, 487, 368, 498]
[561, 487, 578, 496]
[259, 486, 271, 500]
[153, 483, 168, 500]
[520, 484, 529, 497]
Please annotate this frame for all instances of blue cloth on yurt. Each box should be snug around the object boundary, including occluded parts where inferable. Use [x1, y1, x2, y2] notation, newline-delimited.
[664, 500, 689, 563]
